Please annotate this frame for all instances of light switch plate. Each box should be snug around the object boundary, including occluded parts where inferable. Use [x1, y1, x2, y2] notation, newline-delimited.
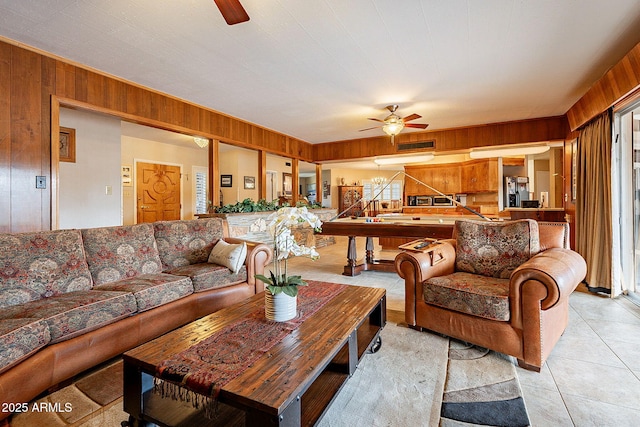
[36, 176, 46, 189]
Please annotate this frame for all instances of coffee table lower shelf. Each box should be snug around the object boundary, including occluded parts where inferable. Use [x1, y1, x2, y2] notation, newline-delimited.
[123, 289, 386, 427]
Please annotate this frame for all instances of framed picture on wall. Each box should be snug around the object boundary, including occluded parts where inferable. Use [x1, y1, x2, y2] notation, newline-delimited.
[59, 127, 76, 163]
[283, 172, 292, 196]
[244, 176, 255, 189]
[221, 174, 232, 187]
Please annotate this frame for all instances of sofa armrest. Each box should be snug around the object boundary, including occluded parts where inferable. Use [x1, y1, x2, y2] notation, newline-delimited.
[509, 248, 586, 326]
[224, 237, 273, 293]
[394, 241, 456, 326]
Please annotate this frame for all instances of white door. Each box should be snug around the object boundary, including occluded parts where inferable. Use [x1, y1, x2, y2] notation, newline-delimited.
[266, 171, 277, 201]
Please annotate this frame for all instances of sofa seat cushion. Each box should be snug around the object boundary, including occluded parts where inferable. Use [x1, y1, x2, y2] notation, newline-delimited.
[93, 273, 194, 312]
[0, 229, 93, 308]
[454, 219, 540, 279]
[81, 223, 163, 285]
[166, 263, 246, 292]
[424, 272, 511, 321]
[0, 318, 51, 374]
[0, 290, 137, 343]
[153, 219, 225, 269]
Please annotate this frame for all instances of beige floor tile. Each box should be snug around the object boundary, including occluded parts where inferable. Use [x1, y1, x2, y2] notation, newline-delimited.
[549, 334, 626, 369]
[519, 384, 573, 427]
[605, 338, 640, 370]
[546, 357, 640, 410]
[562, 393, 640, 427]
[588, 320, 640, 346]
[570, 293, 640, 325]
[516, 362, 559, 393]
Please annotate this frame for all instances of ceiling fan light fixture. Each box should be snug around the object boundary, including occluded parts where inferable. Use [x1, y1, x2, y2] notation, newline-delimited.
[382, 115, 405, 136]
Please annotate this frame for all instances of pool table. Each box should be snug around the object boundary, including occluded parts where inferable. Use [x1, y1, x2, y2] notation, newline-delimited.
[318, 215, 463, 276]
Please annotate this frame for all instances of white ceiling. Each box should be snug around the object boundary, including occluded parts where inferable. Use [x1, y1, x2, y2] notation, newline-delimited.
[2, 0, 640, 145]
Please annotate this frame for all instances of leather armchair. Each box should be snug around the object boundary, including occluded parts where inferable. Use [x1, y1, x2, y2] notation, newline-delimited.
[395, 219, 587, 371]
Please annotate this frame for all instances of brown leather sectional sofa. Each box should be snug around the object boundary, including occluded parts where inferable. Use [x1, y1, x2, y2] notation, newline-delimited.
[0, 218, 272, 419]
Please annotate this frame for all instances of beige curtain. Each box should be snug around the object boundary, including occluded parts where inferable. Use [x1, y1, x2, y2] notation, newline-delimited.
[576, 110, 613, 293]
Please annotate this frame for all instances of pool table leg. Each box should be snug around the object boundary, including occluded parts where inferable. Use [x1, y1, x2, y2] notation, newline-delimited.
[343, 236, 362, 276]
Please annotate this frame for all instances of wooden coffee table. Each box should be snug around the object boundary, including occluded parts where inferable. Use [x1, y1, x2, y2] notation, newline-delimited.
[123, 285, 386, 427]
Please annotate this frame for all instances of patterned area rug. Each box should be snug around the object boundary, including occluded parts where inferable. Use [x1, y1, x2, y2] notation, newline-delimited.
[8, 313, 530, 427]
[441, 340, 531, 427]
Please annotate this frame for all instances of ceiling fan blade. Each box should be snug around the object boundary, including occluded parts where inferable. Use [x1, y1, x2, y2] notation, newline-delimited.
[367, 117, 385, 123]
[402, 113, 422, 122]
[214, 0, 250, 25]
[359, 126, 382, 132]
[405, 123, 429, 129]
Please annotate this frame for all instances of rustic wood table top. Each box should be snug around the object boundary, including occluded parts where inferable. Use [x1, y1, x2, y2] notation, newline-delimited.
[124, 285, 386, 420]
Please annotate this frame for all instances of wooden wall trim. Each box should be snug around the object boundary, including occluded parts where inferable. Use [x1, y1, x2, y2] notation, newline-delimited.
[0, 42, 11, 230]
[210, 140, 219, 208]
[566, 41, 640, 131]
[313, 116, 570, 162]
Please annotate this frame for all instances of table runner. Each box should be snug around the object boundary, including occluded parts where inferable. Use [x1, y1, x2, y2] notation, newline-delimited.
[153, 281, 346, 416]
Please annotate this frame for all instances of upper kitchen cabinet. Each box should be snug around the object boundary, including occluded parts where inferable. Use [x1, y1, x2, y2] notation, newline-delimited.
[460, 159, 499, 193]
[404, 164, 461, 195]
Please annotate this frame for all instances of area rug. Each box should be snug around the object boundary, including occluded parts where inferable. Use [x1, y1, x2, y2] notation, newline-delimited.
[8, 317, 530, 427]
[316, 322, 530, 427]
[441, 341, 531, 427]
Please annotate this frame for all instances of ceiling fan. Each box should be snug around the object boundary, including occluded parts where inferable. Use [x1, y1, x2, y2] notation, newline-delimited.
[360, 105, 429, 144]
[214, 0, 250, 25]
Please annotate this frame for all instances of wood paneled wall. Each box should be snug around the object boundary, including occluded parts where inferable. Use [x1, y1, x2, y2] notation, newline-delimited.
[313, 116, 570, 161]
[2, 36, 638, 233]
[0, 40, 314, 232]
[567, 41, 640, 131]
[0, 43, 55, 232]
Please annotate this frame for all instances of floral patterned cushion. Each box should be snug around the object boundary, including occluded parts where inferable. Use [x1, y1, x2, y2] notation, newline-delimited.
[93, 273, 194, 312]
[454, 219, 540, 279]
[0, 290, 137, 343]
[0, 318, 51, 374]
[153, 219, 225, 269]
[0, 229, 93, 308]
[166, 263, 247, 292]
[424, 272, 511, 321]
[81, 224, 163, 285]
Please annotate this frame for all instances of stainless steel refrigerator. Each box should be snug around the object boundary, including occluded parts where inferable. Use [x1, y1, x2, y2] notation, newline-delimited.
[504, 176, 529, 208]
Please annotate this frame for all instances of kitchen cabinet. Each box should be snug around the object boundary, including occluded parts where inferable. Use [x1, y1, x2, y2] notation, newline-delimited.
[338, 185, 363, 218]
[460, 159, 498, 193]
[405, 165, 461, 196]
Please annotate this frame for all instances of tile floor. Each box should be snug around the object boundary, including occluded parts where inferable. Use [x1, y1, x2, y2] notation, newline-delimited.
[287, 236, 640, 426]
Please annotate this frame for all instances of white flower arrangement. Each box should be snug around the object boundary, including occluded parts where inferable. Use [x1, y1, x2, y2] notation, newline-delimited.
[255, 206, 323, 296]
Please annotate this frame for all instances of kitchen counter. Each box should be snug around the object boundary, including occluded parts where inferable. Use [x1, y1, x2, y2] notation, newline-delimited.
[508, 208, 566, 221]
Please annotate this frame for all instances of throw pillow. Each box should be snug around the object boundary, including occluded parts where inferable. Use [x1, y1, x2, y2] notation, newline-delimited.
[208, 240, 247, 274]
[454, 219, 540, 279]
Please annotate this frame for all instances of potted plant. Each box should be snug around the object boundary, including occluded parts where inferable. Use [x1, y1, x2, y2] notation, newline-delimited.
[255, 206, 323, 321]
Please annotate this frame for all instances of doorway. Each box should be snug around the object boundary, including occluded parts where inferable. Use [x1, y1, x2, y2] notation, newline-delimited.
[614, 101, 640, 297]
[266, 171, 277, 201]
[136, 161, 182, 223]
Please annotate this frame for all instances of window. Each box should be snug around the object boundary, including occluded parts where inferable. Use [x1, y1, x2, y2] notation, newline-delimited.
[363, 180, 402, 201]
[193, 167, 208, 214]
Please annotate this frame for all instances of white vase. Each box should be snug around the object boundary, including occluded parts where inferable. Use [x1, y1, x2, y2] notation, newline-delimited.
[265, 291, 297, 322]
